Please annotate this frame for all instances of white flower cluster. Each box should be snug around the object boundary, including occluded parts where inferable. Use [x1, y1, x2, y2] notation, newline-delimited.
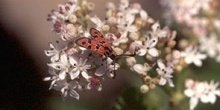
[44, 0, 181, 99]
[44, 0, 214, 101]
[184, 79, 220, 110]
[45, 0, 120, 99]
[44, 42, 119, 99]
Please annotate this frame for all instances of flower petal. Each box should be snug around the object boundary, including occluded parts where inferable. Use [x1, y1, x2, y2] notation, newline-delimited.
[133, 64, 146, 74]
[159, 77, 167, 86]
[69, 88, 79, 100]
[140, 10, 148, 21]
[157, 60, 165, 69]
[193, 59, 202, 67]
[47, 62, 64, 70]
[95, 66, 106, 76]
[81, 71, 91, 79]
[59, 70, 66, 80]
[167, 79, 174, 87]
[148, 48, 159, 57]
[126, 25, 138, 32]
[189, 97, 198, 110]
[69, 69, 80, 79]
[184, 89, 194, 97]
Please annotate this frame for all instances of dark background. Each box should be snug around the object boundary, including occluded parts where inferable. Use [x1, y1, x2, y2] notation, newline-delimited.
[0, 24, 50, 110]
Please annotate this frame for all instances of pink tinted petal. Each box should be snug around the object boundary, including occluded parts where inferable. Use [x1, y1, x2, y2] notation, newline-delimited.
[185, 79, 195, 88]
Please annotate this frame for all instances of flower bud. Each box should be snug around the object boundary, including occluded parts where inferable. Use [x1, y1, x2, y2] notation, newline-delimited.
[140, 84, 149, 93]
[68, 14, 77, 23]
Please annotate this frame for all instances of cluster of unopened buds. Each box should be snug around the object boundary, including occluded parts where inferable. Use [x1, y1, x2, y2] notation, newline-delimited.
[43, 0, 220, 109]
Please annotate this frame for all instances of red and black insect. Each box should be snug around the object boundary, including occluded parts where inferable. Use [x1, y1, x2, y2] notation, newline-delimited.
[75, 28, 117, 78]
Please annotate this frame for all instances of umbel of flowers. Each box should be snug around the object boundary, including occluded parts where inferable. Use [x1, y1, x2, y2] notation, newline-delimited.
[44, 0, 220, 110]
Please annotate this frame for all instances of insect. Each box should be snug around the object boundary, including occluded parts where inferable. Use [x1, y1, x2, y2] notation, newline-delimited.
[75, 28, 117, 78]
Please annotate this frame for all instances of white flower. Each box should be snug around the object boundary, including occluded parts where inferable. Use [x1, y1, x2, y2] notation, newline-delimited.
[129, 41, 144, 56]
[53, 80, 80, 100]
[86, 77, 103, 91]
[156, 60, 174, 87]
[106, 33, 128, 46]
[47, 53, 72, 80]
[199, 34, 218, 58]
[184, 79, 205, 110]
[43, 68, 60, 90]
[143, 36, 159, 57]
[129, 36, 159, 57]
[50, 20, 77, 41]
[184, 79, 220, 110]
[200, 81, 220, 104]
[181, 46, 207, 67]
[118, 0, 129, 11]
[69, 57, 91, 80]
[117, 10, 138, 38]
[131, 3, 148, 21]
[60, 23, 77, 41]
[133, 63, 151, 75]
[150, 22, 168, 38]
[58, 0, 78, 20]
[95, 58, 119, 78]
[45, 43, 60, 62]
[126, 57, 136, 66]
[90, 15, 106, 30]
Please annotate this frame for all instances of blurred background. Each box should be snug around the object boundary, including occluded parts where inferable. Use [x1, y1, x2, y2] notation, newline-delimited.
[0, 0, 220, 110]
